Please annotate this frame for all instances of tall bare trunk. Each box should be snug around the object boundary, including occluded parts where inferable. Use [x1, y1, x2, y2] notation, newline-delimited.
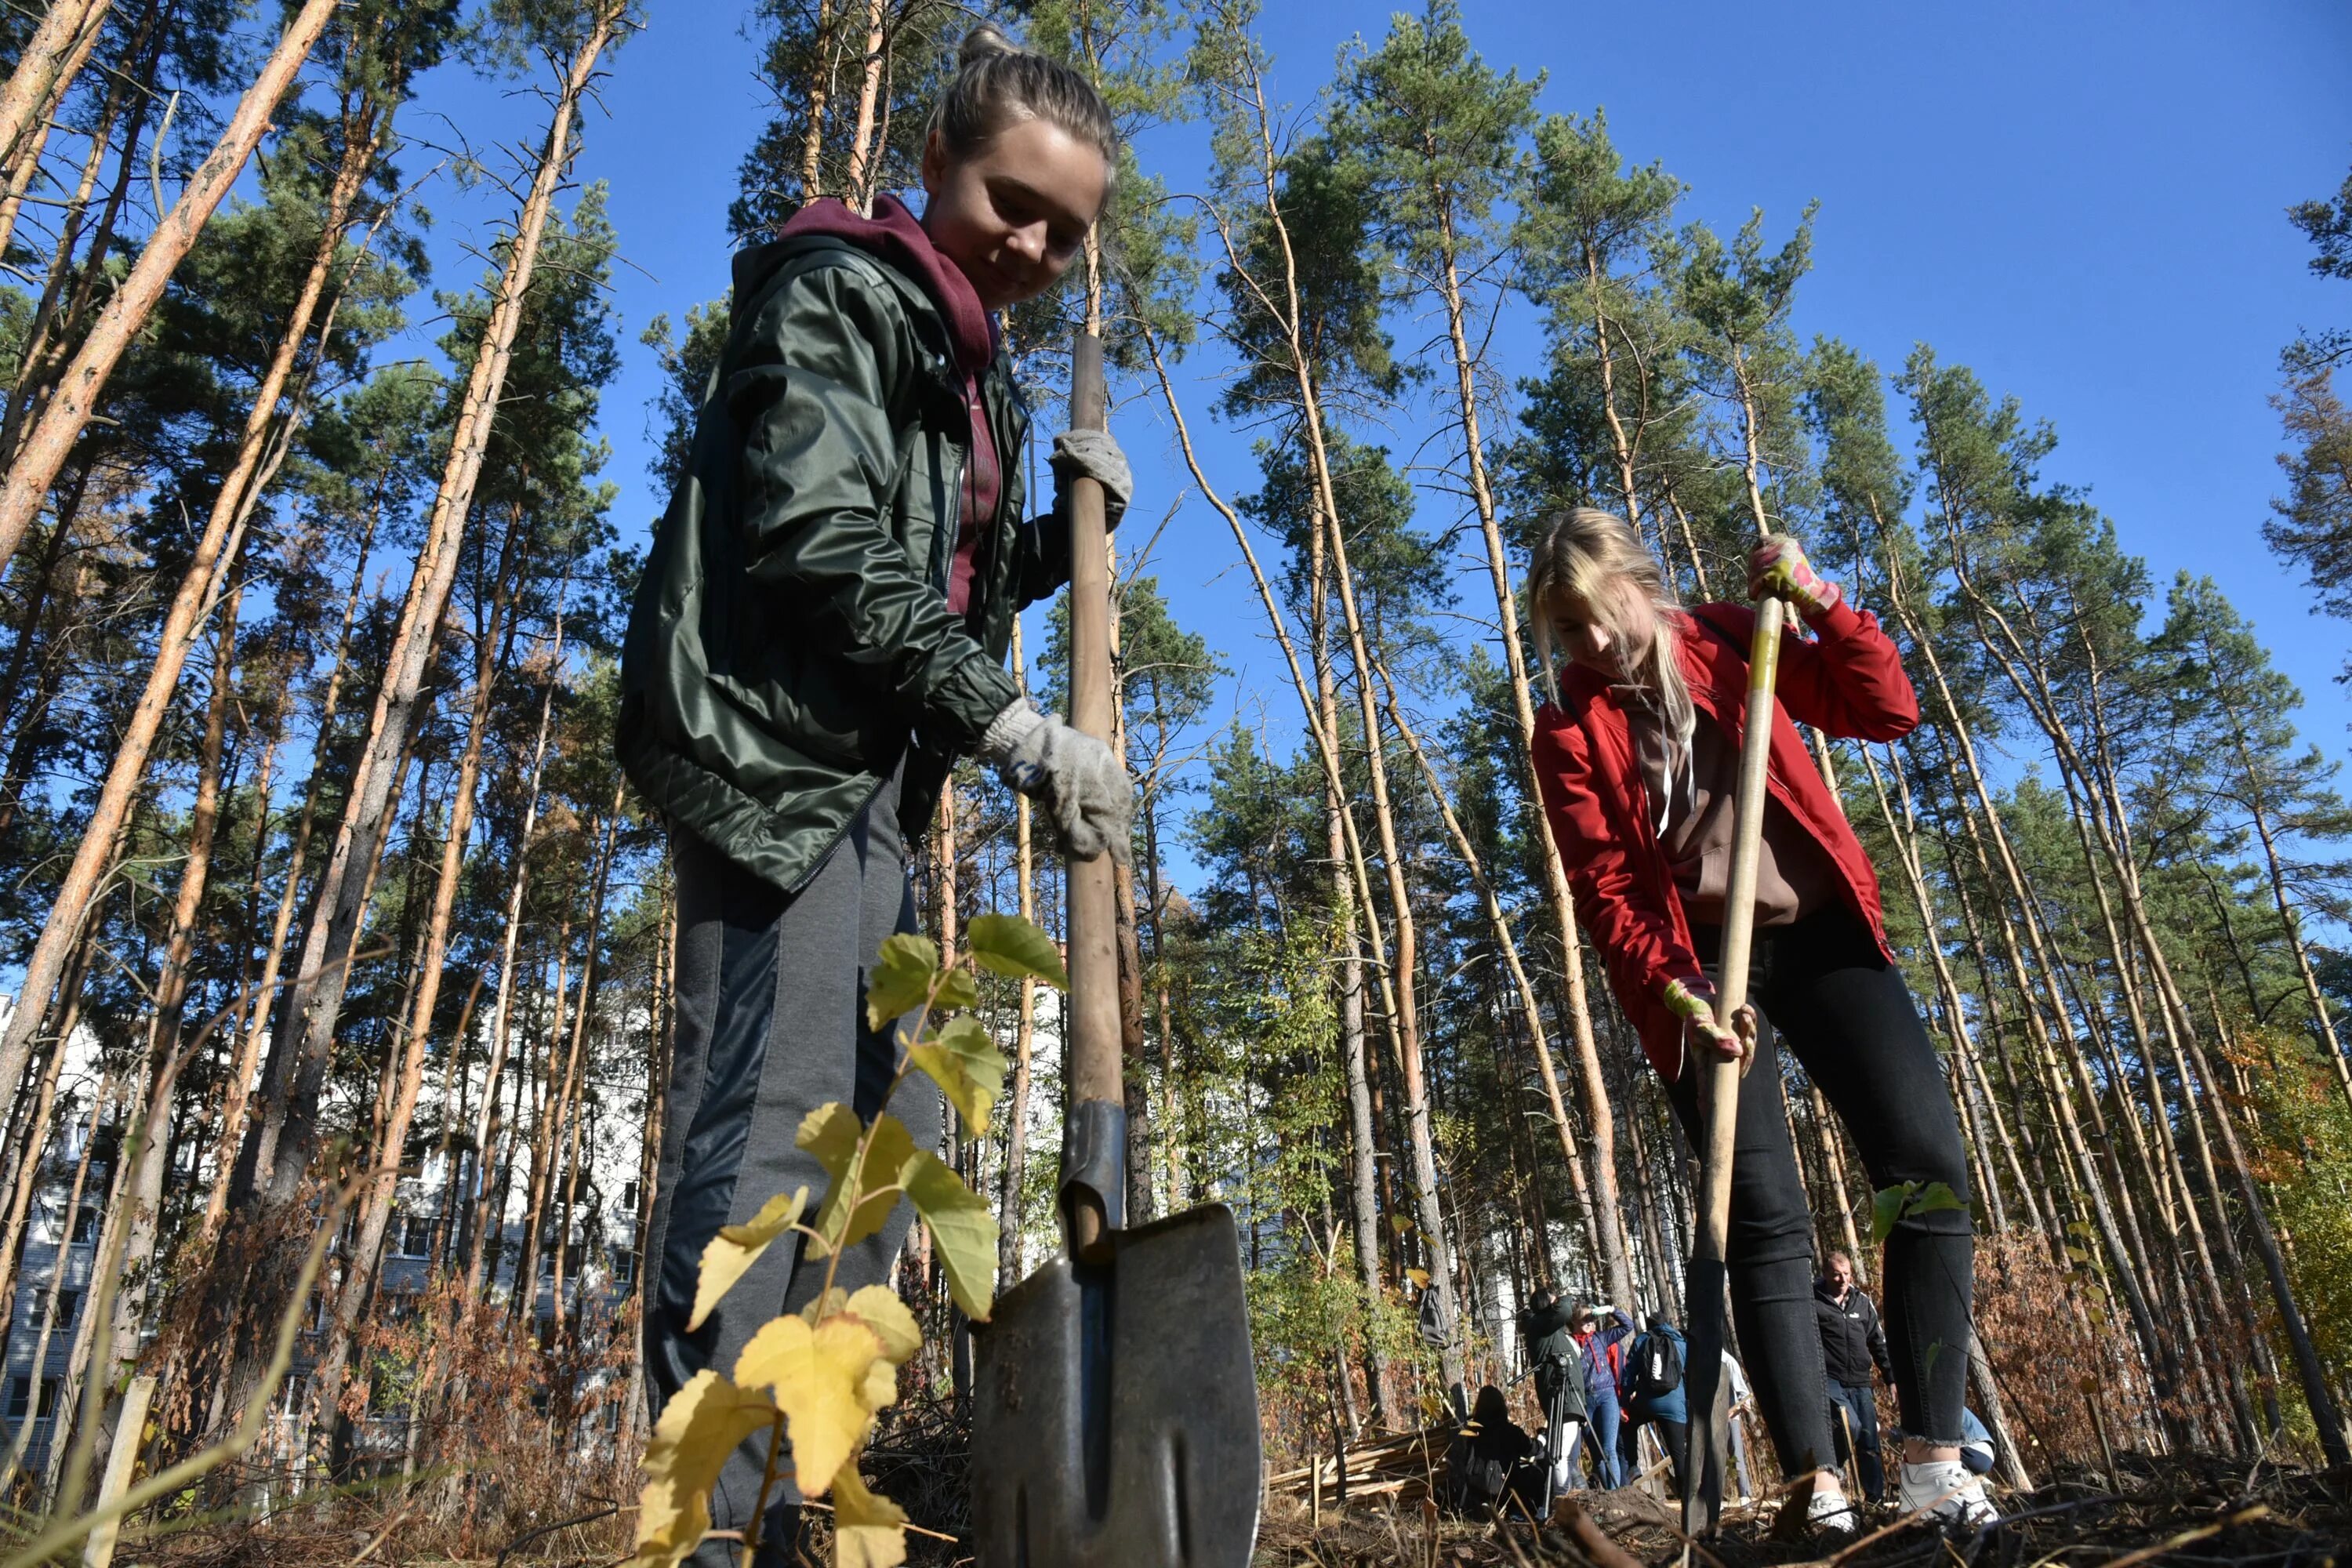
[0, 0, 343, 575]
[0, 0, 108, 262]
[1436, 221, 1633, 1311]
[463, 648, 565, 1294]
[0, 0, 112, 175]
[0, 107, 375, 1167]
[0, 1072, 110, 1495]
[310, 546, 523, 1421]
[198, 513, 378, 1241]
[840, 0, 887, 211]
[249, 11, 622, 1204]
[997, 619, 1036, 1289]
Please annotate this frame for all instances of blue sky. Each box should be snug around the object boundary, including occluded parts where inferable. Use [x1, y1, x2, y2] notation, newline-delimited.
[394, 0, 2352, 776]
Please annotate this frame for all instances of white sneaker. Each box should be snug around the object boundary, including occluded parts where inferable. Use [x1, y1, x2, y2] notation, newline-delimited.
[1900, 1458, 1997, 1526]
[1806, 1485, 1860, 1534]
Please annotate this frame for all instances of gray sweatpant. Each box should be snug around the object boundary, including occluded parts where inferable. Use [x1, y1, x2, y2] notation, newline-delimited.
[643, 773, 942, 1566]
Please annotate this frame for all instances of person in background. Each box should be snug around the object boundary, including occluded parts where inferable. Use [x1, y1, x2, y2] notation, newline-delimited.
[1816, 1249, 1893, 1502]
[1958, 1410, 1996, 1477]
[1520, 1287, 1588, 1503]
[1621, 1313, 1691, 1495]
[1571, 1300, 1635, 1489]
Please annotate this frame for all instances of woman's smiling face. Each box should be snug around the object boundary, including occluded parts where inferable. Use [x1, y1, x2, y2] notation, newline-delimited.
[920, 118, 1110, 311]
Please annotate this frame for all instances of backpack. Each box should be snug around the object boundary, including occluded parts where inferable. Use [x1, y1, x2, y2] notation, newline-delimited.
[1629, 1332, 1683, 1402]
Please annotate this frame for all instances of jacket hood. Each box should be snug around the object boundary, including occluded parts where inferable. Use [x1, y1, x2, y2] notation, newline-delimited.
[760, 194, 996, 375]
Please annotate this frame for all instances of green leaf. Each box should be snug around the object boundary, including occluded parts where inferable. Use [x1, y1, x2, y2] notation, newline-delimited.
[903, 1149, 998, 1320]
[907, 1014, 1008, 1135]
[934, 965, 981, 1017]
[966, 913, 1069, 989]
[800, 1106, 916, 1255]
[688, 1187, 808, 1332]
[1870, 1183, 1910, 1247]
[866, 935, 942, 1031]
[1911, 1181, 1967, 1217]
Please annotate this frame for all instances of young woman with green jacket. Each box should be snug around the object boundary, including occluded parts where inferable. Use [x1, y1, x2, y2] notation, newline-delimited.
[617, 28, 1129, 1561]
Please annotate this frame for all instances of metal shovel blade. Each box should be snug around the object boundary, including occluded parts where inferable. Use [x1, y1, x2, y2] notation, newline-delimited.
[970, 1203, 1261, 1567]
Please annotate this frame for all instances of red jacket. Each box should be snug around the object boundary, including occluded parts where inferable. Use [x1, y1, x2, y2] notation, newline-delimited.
[1531, 597, 1920, 1079]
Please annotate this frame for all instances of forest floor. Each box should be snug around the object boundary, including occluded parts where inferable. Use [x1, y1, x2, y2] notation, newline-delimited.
[1254, 1452, 2350, 1568]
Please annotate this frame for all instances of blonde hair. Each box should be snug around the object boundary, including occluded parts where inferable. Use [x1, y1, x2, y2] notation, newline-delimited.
[1526, 507, 1695, 750]
[929, 25, 1120, 194]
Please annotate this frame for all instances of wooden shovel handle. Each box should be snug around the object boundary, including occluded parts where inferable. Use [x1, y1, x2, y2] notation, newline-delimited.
[1693, 593, 1785, 1269]
[1064, 332, 1122, 1255]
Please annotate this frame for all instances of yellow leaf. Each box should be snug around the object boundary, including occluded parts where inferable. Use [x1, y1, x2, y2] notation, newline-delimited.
[842, 1285, 920, 1366]
[906, 1015, 1008, 1135]
[832, 1467, 909, 1568]
[633, 1370, 778, 1568]
[798, 1107, 915, 1255]
[1405, 1267, 1429, 1290]
[840, 1286, 920, 1410]
[733, 1313, 894, 1496]
[866, 934, 942, 1031]
[688, 1188, 808, 1332]
[902, 1148, 998, 1320]
[966, 913, 1069, 989]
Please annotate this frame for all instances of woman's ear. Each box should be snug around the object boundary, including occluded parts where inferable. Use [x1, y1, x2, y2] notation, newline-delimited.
[919, 129, 946, 199]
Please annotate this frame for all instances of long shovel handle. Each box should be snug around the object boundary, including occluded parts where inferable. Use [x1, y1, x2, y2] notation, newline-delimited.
[1697, 593, 1783, 1254]
[1062, 332, 1123, 1261]
[1682, 590, 1786, 1537]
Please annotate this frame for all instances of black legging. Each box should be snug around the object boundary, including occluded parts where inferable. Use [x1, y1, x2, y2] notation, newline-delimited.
[1674, 906, 1974, 1475]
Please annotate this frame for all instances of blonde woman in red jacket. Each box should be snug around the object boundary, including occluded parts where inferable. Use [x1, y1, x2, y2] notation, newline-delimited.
[1526, 506, 1993, 1530]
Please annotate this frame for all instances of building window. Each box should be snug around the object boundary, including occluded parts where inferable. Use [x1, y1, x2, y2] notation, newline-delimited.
[397, 1214, 434, 1260]
[11, 1377, 64, 1419]
[54, 1290, 78, 1330]
[611, 1247, 637, 1289]
[70, 1206, 97, 1245]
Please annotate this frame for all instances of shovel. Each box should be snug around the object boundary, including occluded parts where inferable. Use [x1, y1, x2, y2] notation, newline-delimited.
[1680, 578, 1788, 1538]
[970, 333, 1263, 1568]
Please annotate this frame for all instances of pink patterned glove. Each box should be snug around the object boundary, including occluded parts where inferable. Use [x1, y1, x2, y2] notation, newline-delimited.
[1663, 977, 1756, 1071]
[1748, 534, 1843, 621]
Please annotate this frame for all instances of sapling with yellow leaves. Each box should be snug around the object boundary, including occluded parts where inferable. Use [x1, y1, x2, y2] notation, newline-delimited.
[630, 913, 1069, 1568]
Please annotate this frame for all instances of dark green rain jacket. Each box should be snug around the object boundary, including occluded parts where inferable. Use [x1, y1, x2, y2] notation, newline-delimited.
[619, 199, 1073, 891]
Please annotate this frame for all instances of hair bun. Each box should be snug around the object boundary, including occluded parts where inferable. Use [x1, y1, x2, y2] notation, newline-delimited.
[958, 23, 1023, 70]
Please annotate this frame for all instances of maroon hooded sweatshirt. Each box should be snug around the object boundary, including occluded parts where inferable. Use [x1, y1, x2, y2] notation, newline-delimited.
[778, 194, 1004, 618]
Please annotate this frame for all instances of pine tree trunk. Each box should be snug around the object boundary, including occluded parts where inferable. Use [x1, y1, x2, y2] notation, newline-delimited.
[198, 511, 378, 1242]
[464, 657, 564, 1294]
[0, 0, 343, 574]
[1436, 227, 1634, 1313]
[249, 11, 622, 1205]
[797, 0, 834, 203]
[0, 0, 108, 263]
[840, 0, 887, 211]
[0, 1071, 109, 1495]
[309, 546, 524, 1425]
[997, 620, 1036, 1290]
[0, 0, 112, 176]
[90, 574, 247, 1483]
[0, 106, 376, 1168]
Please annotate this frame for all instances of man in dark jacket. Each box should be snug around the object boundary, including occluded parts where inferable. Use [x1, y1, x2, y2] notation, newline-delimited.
[1520, 1289, 1586, 1502]
[1816, 1249, 1893, 1501]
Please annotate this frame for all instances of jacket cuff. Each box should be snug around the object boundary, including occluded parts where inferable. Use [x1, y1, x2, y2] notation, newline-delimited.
[1807, 592, 1865, 641]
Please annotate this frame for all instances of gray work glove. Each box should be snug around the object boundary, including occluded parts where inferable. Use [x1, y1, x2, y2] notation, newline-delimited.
[981, 699, 1133, 864]
[1051, 428, 1131, 529]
